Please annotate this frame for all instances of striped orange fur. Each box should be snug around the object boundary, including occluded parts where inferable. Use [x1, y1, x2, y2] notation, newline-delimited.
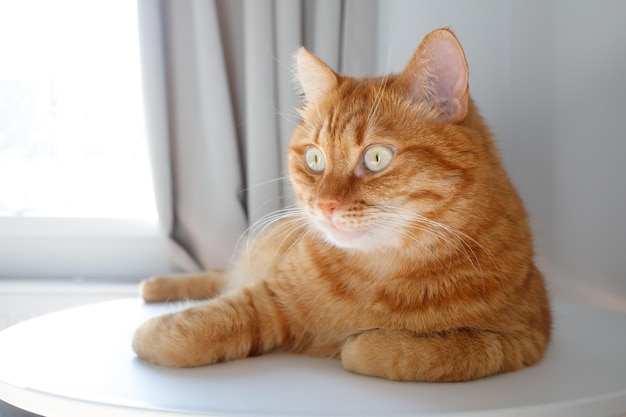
[133, 28, 551, 382]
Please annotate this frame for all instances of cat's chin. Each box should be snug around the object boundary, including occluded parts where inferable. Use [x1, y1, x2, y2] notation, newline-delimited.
[318, 223, 400, 252]
[322, 225, 366, 250]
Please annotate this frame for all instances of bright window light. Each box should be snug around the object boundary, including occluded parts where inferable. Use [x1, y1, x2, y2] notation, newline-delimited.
[0, 0, 156, 220]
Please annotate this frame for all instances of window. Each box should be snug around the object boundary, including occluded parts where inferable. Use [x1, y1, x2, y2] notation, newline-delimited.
[0, 0, 169, 280]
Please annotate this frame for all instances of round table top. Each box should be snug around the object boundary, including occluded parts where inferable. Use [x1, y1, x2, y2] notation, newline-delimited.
[0, 299, 625, 417]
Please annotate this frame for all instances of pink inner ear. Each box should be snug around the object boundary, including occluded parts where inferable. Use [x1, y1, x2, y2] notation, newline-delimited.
[428, 38, 468, 102]
[397, 29, 470, 122]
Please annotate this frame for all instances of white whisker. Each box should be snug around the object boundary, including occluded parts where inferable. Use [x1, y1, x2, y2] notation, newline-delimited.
[237, 176, 290, 196]
[272, 108, 318, 133]
[229, 205, 310, 269]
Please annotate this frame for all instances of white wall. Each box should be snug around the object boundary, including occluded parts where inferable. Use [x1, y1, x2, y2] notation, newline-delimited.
[376, 0, 626, 310]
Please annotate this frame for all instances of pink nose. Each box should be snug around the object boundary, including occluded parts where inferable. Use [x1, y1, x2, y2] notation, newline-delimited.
[316, 199, 341, 220]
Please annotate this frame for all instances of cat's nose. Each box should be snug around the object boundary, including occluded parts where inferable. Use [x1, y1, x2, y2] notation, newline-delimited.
[316, 198, 341, 220]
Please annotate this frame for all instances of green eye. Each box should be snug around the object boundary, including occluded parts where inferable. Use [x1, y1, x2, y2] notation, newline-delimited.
[305, 146, 326, 172]
[363, 145, 394, 172]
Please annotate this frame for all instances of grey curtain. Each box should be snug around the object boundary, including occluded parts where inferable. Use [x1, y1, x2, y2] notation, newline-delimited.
[137, 0, 377, 272]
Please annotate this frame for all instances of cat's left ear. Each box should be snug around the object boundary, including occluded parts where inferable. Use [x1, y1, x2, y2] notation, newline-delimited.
[295, 47, 338, 104]
[397, 28, 469, 123]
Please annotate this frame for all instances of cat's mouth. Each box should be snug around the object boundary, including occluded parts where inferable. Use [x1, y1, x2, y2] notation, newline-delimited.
[328, 223, 364, 239]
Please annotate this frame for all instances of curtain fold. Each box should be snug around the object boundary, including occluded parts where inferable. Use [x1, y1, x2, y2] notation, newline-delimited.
[242, 0, 284, 224]
[137, 0, 377, 272]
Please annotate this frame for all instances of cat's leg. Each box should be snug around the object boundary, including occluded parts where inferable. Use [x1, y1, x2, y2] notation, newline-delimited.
[133, 282, 288, 367]
[340, 328, 546, 382]
[140, 270, 227, 302]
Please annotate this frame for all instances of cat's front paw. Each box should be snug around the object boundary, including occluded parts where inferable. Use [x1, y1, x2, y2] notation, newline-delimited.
[140, 276, 175, 303]
[132, 313, 200, 367]
[341, 329, 425, 381]
[341, 331, 389, 378]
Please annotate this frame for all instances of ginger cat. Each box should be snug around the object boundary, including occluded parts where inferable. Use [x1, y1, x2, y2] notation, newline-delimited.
[133, 28, 551, 382]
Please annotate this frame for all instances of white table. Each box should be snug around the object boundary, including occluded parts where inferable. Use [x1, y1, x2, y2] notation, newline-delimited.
[0, 299, 625, 417]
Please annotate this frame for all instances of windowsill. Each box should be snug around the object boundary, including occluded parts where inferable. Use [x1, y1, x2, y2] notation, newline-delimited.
[0, 279, 139, 331]
[0, 217, 171, 280]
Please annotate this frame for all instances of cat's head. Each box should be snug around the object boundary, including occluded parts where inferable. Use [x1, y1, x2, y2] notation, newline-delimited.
[288, 29, 482, 253]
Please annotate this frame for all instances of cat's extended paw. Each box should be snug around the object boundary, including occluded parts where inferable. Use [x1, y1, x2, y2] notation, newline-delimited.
[132, 313, 202, 367]
[132, 314, 175, 366]
[140, 276, 175, 303]
[140, 271, 227, 303]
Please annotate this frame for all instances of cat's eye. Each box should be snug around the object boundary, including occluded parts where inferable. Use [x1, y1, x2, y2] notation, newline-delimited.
[305, 146, 326, 173]
[363, 145, 394, 172]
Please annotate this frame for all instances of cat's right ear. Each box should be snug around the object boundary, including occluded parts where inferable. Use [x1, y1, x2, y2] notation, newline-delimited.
[295, 47, 338, 103]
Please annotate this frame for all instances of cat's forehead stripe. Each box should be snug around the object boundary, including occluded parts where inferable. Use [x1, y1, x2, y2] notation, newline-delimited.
[321, 105, 369, 146]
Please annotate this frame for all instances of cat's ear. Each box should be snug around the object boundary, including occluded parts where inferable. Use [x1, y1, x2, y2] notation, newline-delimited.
[397, 28, 469, 123]
[295, 47, 338, 103]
